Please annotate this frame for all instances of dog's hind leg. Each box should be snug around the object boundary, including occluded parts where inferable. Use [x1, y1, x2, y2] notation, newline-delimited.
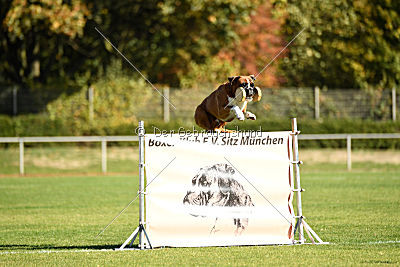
[195, 105, 216, 130]
[195, 105, 226, 131]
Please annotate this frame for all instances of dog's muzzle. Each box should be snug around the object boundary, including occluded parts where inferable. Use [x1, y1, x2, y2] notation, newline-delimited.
[241, 84, 255, 100]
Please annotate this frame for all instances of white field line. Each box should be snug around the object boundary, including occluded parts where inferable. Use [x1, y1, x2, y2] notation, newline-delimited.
[0, 249, 135, 255]
[1, 240, 399, 255]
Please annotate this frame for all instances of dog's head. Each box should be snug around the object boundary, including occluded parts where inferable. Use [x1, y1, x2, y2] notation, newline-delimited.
[227, 75, 261, 102]
[183, 164, 235, 209]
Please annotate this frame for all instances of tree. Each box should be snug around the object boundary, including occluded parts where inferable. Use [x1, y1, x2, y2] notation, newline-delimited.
[0, 0, 260, 113]
[87, 0, 260, 86]
[1, 0, 260, 87]
[218, 1, 285, 87]
[1, 0, 88, 86]
[273, 0, 400, 89]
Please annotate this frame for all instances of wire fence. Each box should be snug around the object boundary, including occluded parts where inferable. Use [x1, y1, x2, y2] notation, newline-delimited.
[0, 86, 398, 121]
[137, 87, 398, 121]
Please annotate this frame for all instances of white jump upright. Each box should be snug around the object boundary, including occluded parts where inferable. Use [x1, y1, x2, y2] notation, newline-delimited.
[291, 118, 304, 243]
[118, 120, 152, 250]
[291, 118, 327, 244]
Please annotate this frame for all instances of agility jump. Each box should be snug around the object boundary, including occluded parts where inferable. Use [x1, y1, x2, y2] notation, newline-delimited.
[119, 118, 326, 249]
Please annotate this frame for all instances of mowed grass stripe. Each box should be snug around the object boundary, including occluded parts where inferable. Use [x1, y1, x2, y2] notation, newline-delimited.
[1, 240, 400, 255]
[1, 146, 399, 175]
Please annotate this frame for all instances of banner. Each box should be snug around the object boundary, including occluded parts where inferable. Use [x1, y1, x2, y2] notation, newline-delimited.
[145, 131, 294, 247]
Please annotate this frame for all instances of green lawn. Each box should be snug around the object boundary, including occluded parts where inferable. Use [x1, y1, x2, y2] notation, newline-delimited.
[0, 145, 138, 175]
[0, 151, 399, 265]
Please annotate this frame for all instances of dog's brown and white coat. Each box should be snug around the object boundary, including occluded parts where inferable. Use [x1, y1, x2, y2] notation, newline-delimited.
[194, 75, 262, 132]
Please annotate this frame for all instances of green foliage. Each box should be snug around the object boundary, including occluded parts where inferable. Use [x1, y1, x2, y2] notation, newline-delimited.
[0, 0, 259, 88]
[4, 0, 88, 40]
[46, 61, 154, 135]
[1, 0, 89, 85]
[89, 0, 260, 87]
[178, 56, 240, 89]
[0, 115, 14, 136]
[13, 114, 72, 137]
[3, 0, 400, 119]
[273, 0, 400, 89]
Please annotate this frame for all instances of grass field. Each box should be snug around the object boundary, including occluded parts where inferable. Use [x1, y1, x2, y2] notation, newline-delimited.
[0, 145, 139, 175]
[0, 147, 399, 265]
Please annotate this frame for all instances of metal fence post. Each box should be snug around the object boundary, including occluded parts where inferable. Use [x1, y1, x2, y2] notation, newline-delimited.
[393, 87, 397, 121]
[347, 135, 352, 171]
[101, 139, 107, 173]
[19, 138, 24, 175]
[13, 86, 18, 116]
[88, 86, 94, 123]
[314, 86, 320, 120]
[163, 88, 170, 122]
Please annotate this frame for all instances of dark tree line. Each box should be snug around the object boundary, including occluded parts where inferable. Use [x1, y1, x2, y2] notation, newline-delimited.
[1, 0, 399, 114]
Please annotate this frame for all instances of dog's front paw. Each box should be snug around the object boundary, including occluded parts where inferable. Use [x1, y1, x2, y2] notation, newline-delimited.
[237, 112, 245, 121]
[231, 106, 245, 121]
[245, 111, 256, 120]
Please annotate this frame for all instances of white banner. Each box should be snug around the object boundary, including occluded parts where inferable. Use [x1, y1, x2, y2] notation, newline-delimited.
[145, 131, 295, 247]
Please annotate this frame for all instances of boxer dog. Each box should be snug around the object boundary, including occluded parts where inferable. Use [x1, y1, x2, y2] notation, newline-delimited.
[194, 75, 262, 132]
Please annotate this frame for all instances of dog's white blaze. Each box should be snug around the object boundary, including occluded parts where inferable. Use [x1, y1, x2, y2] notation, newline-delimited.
[245, 77, 254, 102]
[245, 77, 250, 88]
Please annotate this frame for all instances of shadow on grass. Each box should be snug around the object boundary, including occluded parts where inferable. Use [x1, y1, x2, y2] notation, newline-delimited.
[0, 244, 139, 251]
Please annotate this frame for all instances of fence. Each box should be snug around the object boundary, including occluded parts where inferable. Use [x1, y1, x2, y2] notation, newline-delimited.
[1, 133, 400, 175]
[298, 133, 400, 170]
[0, 136, 138, 175]
[1, 86, 398, 121]
[139, 87, 399, 121]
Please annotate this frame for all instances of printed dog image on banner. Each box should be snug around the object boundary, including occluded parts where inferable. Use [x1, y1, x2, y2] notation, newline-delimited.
[183, 163, 254, 235]
[145, 131, 295, 247]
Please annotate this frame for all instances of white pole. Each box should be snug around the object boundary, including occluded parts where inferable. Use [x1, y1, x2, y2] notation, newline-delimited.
[101, 139, 107, 174]
[314, 87, 320, 120]
[393, 88, 397, 121]
[19, 138, 24, 175]
[347, 135, 352, 171]
[138, 121, 145, 249]
[291, 118, 304, 243]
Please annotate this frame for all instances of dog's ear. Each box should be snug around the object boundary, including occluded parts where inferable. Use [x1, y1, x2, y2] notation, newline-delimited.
[228, 76, 238, 83]
[250, 75, 256, 81]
